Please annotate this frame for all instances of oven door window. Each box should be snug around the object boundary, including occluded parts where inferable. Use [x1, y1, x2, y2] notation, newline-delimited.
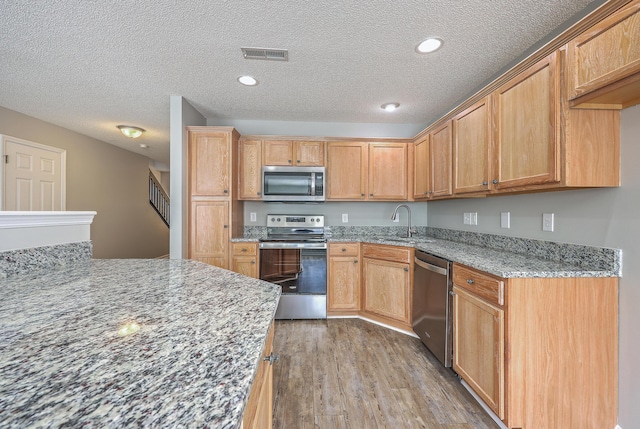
[259, 248, 326, 294]
[263, 172, 312, 196]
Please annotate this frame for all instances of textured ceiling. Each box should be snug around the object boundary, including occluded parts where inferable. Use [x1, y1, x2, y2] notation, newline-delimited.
[1, 0, 604, 166]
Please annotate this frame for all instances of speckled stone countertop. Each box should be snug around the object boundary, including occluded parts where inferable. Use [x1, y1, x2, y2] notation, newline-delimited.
[0, 259, 280, 429]
[233, 227, 620, 278]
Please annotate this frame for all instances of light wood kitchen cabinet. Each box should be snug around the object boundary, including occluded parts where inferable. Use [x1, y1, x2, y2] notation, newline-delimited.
[567, 0, 640, 109]
[239, 139, 262, 200]
[452, 263, 618, 429]
[368, 143, 409, 200]
[328, 243, 361, 315]
[413, 134, 430, 199]
[187, 126, 243, 270]
[231, 242, 259, 278]
[362, 244, 413, 331]
[189, 200, 229, 268]
[326, 142, 368, 200]
[429, 121, 453, 198]
[263, 140, 325, 166]
[243, 321, 275, 429]
[492, 52, 560, 190]
[453, 269, 505, 419]
[453, 98, 492, 195]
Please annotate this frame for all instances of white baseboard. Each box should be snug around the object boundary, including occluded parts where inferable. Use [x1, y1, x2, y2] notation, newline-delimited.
[460, 379, 508, 429]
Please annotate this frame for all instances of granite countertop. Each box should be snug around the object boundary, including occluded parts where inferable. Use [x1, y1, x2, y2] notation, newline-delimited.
[232, 232, 620, 278]
[0, 259, 281, 429]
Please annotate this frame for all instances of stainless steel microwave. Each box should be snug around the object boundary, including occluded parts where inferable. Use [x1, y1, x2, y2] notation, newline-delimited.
[262, 166, 325, 202]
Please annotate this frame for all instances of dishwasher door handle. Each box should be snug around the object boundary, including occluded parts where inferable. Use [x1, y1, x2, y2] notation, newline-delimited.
[414, 258, 448, 276]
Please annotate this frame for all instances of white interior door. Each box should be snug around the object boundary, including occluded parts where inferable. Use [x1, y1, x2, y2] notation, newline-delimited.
[1, 135, 66, 211]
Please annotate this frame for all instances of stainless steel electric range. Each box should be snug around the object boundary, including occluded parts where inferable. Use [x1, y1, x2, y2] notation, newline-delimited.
[258, 215, 327, 319]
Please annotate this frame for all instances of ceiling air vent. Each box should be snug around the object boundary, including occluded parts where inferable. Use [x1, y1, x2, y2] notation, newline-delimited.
[241, 47, 288, 61]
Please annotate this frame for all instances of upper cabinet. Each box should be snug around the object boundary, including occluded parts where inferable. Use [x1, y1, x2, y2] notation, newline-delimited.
[413, 135, 430, 199]
[238, 139, 262, 200]
[492, 53, 560, 190]
[263, 140, 325, 166]
[368, 143, 409, 200]
[453, 98, 491, 195]
[429, 121, 453, 199]
[567, 0, 640, 109]
[326, 142, 368, 200]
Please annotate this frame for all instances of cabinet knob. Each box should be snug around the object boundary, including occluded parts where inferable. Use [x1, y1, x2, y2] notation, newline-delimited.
[369, 193, 373, 197]
[288, 159, 292, 163]
[361, 193, 365, 197]
[482, 181, 488, 186]
[341, 248, 347, 252]
[467, 279, 474, 285]
[241, 248, 247, 252]
[224, 189, 228, 193]
[297, 159, 301, 163]
[404, 267, 409, 272]
[251, 260, 256, 264]
[257, 192, 261, 195]
[263, 352, 280, 365]
[492, 179, 499, 184]
[224, 225, 228, 229]
[354, 259, 358, 264]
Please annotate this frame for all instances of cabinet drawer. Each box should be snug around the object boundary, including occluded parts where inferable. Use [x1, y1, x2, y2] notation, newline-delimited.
[329, 243, 360, 256]
[362, 244, 411, 264]
[453, 264, 504, 306]
[232, 242, 257, 256]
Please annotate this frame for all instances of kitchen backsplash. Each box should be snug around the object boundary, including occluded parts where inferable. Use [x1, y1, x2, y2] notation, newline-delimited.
[0, 241, 92, 278]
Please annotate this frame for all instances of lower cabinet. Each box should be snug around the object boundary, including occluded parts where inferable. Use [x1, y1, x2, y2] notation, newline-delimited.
[189, 200, 229, 269]
[452, 263, 618, 429]
[362, 244, 413, 330]
[242, 321, 275, 429]
[327, 243, 361, 315]
[231, 243, 259, 278]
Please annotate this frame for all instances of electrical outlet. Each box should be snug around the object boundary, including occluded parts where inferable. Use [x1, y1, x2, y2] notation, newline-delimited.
[501, 212, 510, 229]
[250, 212, 257, 222]
[463, 213, 471, 225]
[342, 213, 349, 223]
[542, 213, 555, 232]
[470, 212, 478, 225]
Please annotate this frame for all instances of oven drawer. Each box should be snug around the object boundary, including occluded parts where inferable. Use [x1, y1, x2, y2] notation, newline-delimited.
[329, 243, 360, 257]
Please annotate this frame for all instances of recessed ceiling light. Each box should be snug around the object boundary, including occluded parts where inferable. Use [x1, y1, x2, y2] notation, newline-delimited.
[381, 103, 400, 112]
[238, 75, 258, 86]
[416, 38, 443, 53]
[117, 125, 145, 138]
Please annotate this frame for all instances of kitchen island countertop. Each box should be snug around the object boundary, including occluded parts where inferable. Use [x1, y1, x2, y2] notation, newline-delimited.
[0, 259, 280, 428]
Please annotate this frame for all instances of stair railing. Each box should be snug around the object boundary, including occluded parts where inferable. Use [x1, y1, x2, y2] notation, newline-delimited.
[149, 170, 170, 227]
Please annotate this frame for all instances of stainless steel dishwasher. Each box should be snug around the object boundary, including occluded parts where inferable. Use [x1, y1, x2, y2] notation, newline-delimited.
[413, 250, 453, 367]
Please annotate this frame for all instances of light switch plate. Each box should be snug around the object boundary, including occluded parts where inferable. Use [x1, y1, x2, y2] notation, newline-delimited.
[342, 213, 349, 223]
[250, 212, 257, 222]
[501, 212, 510, 229]
[542, 213, 555, 232]
[470, 212, 478, 225]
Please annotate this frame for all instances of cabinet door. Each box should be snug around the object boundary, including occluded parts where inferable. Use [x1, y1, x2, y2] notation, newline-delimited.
[243, 322, 274, 429]
[493, 52, 560, 189]
[328, 256, 361, 312]
[368, 143, 408, 200]
[295, 141, 325, 166]
[363, 257, 410, 325]
[453, 286, 504, 419]
[453, 98, 491, 195]
[326, 142, 367, 200]
[567, 0, 640, 105]
[263, 140, 294, 166]
[239, 139, 262, 200]
[189, 200, 229, 268]
[231, 255, 258, 278]
[430, 122, 453, 198]
[413, 135, 430, 199]
[189, 131, 230, 196]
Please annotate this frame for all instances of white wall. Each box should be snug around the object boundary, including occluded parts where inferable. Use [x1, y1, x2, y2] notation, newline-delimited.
[427, 104, 640, 428]
[244, 201, 427, 227]
[169, 96, 206, 259]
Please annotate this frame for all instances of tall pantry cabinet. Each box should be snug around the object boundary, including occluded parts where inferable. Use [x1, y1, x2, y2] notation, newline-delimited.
[187, 127, 244, 269]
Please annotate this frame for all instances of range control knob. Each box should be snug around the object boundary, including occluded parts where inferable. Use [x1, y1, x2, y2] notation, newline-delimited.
[310, 218, 315, 222]
[271, 217, 275, 222]
[277, 217, 281, 222]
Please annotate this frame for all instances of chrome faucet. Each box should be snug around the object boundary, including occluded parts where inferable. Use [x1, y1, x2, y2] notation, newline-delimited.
[391, 204, 417, 238]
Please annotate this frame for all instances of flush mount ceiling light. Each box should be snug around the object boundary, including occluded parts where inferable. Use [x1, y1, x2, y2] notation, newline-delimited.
[117, 125, 145, 138]
[238, 75, 258, 86]
[416, 37, 443, 53]
[381, 103, 400, 112]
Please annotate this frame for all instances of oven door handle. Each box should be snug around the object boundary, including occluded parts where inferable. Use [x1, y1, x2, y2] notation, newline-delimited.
[259, 242, 327, 250]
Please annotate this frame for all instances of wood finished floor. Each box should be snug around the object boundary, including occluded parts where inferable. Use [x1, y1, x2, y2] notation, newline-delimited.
[272, 319, 499, 429]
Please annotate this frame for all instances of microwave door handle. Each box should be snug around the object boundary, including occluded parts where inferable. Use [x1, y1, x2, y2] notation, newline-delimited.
[310, 173, 315, 196]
